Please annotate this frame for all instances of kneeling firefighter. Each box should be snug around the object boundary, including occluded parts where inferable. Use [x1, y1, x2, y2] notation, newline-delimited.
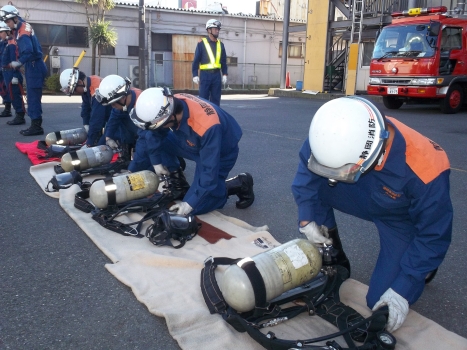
[292, 96, 453, 333]
[94, 74, 141, 162]
[129, 87, 254, 216]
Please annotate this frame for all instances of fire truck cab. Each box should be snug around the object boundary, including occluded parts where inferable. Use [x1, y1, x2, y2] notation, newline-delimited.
[367, 6, 467, 113]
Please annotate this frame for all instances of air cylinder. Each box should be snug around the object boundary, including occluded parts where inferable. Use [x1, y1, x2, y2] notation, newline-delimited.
[45, 127, 87, 146]
[89, 170, 159, 209]
[220, 238, 322, 312]
[60, 145, 114, 172]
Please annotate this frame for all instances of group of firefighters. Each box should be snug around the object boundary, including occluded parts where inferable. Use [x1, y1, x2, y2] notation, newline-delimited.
[0, 4, 454, 338]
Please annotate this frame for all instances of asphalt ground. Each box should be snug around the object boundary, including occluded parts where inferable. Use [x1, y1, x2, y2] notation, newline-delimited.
[0, 94, 466, 349]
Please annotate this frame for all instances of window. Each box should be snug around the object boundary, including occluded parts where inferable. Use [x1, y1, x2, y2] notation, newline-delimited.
[99, 45, 115, 56]
[128, 46, 139, 57]
[279, 42, 304, 58]
[441, 27, 462, 50]
[361, 42, 374, 66]
[151, 33, 172, 51]
[33, 23, 88, 47]
[226, 56, 237, 66]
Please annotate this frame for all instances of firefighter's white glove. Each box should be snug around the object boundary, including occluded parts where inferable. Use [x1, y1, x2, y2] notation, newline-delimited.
[11, 77, 19, 84]
[222, 75, 227, 84]
[10, 61, 22, 68]
[106, 138, 118, 150]
[169, 202, 193, 216]
[372, 288, 409, 333]
[153, 164, 169, 176]
[193, 76, 199, 85]
[83, 125, 89, 133]
[299, 221, 332, 246]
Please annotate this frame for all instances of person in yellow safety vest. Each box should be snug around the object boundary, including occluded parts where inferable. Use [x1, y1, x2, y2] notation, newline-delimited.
[192, 19, 227, 106]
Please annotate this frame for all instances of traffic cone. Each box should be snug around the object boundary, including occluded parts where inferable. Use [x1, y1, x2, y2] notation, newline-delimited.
[286, 71, 292, 89]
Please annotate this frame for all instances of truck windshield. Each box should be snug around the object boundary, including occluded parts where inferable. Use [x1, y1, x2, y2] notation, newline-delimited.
[372, 24, 437, 59]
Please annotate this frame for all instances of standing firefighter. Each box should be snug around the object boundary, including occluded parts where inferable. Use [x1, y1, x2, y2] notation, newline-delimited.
[192, 19, 227, 106]
[0, 23, 12, 118]
[0, 21, 25, 123]
[0, 4, 47, 136]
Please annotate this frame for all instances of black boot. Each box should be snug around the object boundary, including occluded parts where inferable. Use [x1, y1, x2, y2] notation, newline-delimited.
[225, 173, 254, 209]
[0, 102, 12, 117]
[20, 118, 44, 136]
[6, 112, 25, 125]
[328, 227, 351, 275]
[169, 168, 190, 200]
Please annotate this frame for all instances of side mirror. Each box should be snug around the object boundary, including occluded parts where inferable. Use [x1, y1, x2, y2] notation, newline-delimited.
[429, 22, 440, 36]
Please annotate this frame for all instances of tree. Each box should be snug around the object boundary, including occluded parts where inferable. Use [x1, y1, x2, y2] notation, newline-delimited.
[90, 20, 118, 76]
[76, 0, 116, 74]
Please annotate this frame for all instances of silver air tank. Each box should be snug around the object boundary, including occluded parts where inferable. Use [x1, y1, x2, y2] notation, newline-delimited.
[45, 127, 88, 146]
[60, 145, 114, 172]
[89, 170, 159, 209]
[220, 238, 322, 312]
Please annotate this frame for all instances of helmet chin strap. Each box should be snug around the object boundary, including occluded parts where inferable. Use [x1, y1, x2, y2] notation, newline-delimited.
[115, 95, 128, 111]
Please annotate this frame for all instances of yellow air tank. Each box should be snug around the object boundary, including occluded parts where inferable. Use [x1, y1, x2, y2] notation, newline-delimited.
[89, 170, 159, 209]
[220, 239, 322, 312]
[45, 127, 87, 146]
[60, 145, 114, 172]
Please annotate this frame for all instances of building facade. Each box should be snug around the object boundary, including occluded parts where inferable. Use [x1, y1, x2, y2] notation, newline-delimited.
[10, 0, 307, 89]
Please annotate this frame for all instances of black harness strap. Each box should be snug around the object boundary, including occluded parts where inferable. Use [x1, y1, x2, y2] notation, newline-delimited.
[237, 258, 268, 311]
[54, 131, 62, 142]
[103, 177, 117, 206]
[69, 150, 81, 171]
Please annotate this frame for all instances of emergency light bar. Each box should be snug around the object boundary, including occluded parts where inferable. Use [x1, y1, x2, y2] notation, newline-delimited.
[391, 6, 447, 17]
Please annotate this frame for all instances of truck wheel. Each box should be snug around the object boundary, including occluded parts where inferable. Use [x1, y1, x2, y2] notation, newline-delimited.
[383, 96, 403, 109]
[440, 84, 463, 114]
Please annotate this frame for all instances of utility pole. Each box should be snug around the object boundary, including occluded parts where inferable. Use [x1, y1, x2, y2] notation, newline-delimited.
[138, 0, 146, 89]
[279, 0, 291, 89]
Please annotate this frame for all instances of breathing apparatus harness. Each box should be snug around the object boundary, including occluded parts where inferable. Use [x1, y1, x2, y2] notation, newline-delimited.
[74, 174, 200, 247]
[200, 246, 396, 350]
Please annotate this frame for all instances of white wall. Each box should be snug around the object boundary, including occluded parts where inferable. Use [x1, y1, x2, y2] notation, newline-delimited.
[12, 0, 305, 87]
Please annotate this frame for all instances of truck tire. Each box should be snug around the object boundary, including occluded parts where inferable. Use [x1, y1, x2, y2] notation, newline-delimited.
[440, 84, 463, 114]
[383, 96, 403, 109]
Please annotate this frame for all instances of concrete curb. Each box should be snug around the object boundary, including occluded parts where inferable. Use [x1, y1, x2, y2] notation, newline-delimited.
[268, 88, 384, 104]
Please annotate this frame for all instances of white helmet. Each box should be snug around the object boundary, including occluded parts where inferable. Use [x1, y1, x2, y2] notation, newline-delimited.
[60, 68, 79, 96]
[206, 19, 221, 30]
[0, 5, 19, 21]
[130, 87, 174, 130]
[307, 96, 389, 184]
[95, 75, 131, 105]
[0, 21, 9, 32]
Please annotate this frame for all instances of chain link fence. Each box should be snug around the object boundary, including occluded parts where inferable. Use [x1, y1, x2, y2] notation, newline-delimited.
[48, 55, 305, 90]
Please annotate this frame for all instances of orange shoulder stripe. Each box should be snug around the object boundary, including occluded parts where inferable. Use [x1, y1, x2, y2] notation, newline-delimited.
[175, 93, 220, 136]
[388, 117, 450, 184]
[89, 76, 102, 96]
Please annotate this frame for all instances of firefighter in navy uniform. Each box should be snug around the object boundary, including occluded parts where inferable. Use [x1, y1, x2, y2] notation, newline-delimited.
[0, 21, 25, 123]
[129, 87, 254, 215]
[192, 19, 227, 106]
[0, 4, 47, 136]
[292, 96, 453, 333]
[59, 68, 112, 147]
[95, 74, 142, 159]
[0, 22, 12, 118]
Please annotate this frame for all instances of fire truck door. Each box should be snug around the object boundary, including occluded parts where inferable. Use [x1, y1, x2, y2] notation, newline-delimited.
[439, 27, 465, 75]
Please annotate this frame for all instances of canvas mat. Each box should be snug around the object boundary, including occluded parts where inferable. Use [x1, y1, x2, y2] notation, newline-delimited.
[30, 163, 467, 349]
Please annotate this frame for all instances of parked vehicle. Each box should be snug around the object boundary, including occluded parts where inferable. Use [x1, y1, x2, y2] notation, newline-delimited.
[367, 6, 467, 113]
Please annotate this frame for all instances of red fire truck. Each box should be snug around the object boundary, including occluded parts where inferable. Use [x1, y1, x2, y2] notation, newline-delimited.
[367, 6, 467, 113]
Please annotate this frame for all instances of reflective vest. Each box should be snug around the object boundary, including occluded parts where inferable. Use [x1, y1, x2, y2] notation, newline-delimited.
[199, 38, 221, 70]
